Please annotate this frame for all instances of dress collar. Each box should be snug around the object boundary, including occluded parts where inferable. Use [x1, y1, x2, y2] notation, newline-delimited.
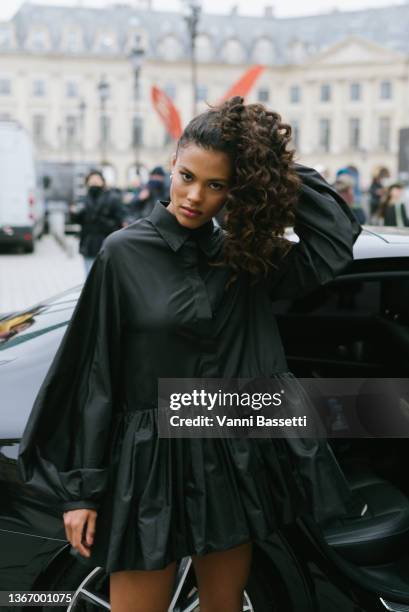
[148, 200, 223, 258]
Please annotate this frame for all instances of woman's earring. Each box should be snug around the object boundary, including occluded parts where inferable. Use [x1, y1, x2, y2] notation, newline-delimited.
[170, 173, 173, 179]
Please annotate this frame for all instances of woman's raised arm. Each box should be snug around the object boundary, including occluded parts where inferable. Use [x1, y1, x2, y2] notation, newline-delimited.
[268, 164, 362, 301]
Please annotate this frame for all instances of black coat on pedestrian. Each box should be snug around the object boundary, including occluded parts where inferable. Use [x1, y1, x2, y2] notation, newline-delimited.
[73, 189, 124, 257]
[369, 179, 384, 216]
[351, 205, 366, 225]
[131, 180, 170, 221]
[384, 203, 409, 227]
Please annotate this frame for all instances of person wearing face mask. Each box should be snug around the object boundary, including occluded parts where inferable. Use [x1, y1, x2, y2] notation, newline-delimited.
[70, 170, 125, 274]
[131, 166, 169, 221]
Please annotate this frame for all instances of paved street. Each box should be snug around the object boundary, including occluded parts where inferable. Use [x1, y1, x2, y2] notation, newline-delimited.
[0, 235, 85, 314]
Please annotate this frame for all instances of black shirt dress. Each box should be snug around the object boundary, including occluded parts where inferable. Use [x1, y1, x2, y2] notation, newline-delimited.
[18, 165, 361, 573]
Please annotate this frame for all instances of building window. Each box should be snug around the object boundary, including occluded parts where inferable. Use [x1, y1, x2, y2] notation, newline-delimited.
[380, 80, 392, 100]
[196, 34, 213, 62]
[196, 85, 208, 102]
[290, 85, 301, 104]
[95, 33, 118, 54]
[257, 88, 270, 103]
[221, 39, 246, 64]
[66, 81, 79, 98]
[350, 82, 361, 101]
[32, 79, 46, 97]
[319, 118, 331, 152]
[132, 116, 143, 147]
[320, 83, 331, 102]
[291, 120, 300, 149]
[100, 115, 111, 145]
[97, 78, 110, 104]
[66, 115, 79, 147]
[32, 114, 45, 145]
[379, 117, 391, 151]
[0, 78, 11, 95]
[29, 29, 49, 51]
[0, 29, 12, 50]
[65, 29, 83, 53]
[164, 83, 176, 101]
[157, 35, 183, 61]
[349, 117, 361, 151]
[252, 38, 275, 64]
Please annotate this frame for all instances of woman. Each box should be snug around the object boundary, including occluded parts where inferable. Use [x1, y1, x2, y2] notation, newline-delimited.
[18, 97, 360, 612]
[369, 166, 390, 220]
[70, 169, 125, 274]
[378, 182, 409, 227]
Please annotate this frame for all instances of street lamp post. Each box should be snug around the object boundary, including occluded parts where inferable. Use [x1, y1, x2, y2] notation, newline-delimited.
[129, 34, 145, 177]
[78, 98, 87, 163]
[97, 75, 110, 165]
[183, 0, 201, 118]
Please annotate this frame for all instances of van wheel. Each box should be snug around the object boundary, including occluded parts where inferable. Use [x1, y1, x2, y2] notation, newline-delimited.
[24, 241, 34, 253]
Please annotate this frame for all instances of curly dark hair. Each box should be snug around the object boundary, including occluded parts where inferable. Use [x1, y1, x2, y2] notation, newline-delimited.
[177, 96, 300, 283]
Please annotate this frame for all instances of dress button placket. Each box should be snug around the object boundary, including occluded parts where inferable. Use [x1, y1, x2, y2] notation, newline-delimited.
[180, 240, 220, 376]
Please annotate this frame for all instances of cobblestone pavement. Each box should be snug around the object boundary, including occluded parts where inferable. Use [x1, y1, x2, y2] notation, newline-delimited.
[0, 235, 85, 314]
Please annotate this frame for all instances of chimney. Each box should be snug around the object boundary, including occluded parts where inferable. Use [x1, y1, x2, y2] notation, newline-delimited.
[264, 5, 274, 18]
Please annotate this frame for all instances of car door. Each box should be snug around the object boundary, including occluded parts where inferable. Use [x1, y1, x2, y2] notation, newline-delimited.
[274, 257, 409, 495]
[274, 260, 409, 379]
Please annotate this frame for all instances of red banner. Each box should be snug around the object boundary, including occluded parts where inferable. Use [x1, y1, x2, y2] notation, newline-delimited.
[151, 86, 182, 141]
[219, 65, 265, 102]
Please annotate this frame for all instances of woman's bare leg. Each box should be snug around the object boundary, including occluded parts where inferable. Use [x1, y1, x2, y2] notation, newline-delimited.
[192, 542, 253, 612]
[109, 561, 177, 612]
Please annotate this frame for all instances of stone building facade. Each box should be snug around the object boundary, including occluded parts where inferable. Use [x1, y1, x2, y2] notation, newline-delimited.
[1, 2, 409, 187]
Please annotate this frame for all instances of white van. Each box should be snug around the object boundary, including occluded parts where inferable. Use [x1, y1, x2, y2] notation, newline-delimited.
[0, 120, 45, 253]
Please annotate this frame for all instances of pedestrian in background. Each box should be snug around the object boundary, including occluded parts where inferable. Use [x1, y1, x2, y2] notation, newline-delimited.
[122, 176, 142, 225]
[379, 182, 409, 227]
[70, 170, 125, 274]
[334, 175, 367, 225]
[336, 164, 362, 205]
[369, 166, 390, 220]
[130, 166, 169, 221]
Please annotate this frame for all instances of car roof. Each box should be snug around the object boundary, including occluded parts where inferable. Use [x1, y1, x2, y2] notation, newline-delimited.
[354, 226, 409, 259]
[361, 225, 409, 243]
[286, 225, 409, 259]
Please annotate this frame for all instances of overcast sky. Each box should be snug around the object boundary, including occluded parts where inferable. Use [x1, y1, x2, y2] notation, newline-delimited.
[0, 0, 400, 20]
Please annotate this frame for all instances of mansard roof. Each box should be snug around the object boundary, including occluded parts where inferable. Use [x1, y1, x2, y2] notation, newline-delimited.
[2, 2, 409, 64]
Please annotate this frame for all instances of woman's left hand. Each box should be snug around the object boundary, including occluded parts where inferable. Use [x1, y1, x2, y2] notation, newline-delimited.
[63, 508, 97, 558]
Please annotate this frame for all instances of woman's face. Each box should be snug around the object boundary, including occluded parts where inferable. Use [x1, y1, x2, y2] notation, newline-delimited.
[86, 173, 105, 188]
[168, 143, 233, 229]
[388, 186, 403, 204]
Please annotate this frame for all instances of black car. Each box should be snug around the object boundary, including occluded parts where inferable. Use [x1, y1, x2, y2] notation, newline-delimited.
[1, 225, 409, 612]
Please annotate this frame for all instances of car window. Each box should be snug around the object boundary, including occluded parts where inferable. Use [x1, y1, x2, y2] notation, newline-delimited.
[287, 275, 409, 325]
[288, 280, 380, 317]
[275, 271, 409, 377]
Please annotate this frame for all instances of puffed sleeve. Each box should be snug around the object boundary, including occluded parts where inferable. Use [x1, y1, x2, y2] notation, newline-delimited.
[269, 164, 362, 300]
[17, 241, 123, 512]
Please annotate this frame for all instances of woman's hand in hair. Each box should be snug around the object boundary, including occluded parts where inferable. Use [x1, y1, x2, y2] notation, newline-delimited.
[63, 509, 97, 558]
